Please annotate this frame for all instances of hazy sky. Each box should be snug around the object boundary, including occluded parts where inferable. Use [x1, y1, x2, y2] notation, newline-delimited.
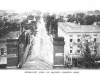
[0, 0, 100, 13]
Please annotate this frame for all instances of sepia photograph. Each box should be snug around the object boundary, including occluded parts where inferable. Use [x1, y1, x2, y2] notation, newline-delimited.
[0, 0, 100, 74]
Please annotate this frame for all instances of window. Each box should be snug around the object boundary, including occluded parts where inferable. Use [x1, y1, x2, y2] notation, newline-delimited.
[94, 34, 97, 36]
[70, 39, 72, 42]
[77, 39, 80, 42]
[69, 35, 73, 37]
[1, 48, 4, 55]
[77, 35, 80, 37]
[77, 50, 80, 53]
[90, 47, 93, 49]
[70, 47, 73, 49]
[94, 38, 96, 42]
[68, 58, 71, 61]
[86, 40, 88, 43]
[70, 50, 72, 53]
[94, 50, 97, 52]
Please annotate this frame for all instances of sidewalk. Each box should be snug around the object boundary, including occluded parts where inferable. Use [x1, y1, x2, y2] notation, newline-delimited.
[18, 33, 34, 68]
[22, 54, 52, 69]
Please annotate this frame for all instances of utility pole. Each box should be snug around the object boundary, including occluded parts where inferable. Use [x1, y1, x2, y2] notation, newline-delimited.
[19, 19, 23, 35]
[20, 23, 21, 35]
[49, 22, 51, 34]
[71, 54, 72, 66]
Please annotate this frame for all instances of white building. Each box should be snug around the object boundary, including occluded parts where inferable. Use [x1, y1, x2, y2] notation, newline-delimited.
[58, 22, 100, 60]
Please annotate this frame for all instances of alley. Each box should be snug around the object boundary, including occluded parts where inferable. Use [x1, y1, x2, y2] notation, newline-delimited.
[22, 17, 53, 69]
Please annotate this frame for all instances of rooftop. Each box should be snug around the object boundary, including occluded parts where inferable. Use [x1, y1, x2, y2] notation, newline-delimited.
[0, 31, 20, 42]
[58, 22, 100, 33]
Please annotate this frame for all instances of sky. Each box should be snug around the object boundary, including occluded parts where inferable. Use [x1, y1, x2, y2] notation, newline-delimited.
[0, 0, 100, 13]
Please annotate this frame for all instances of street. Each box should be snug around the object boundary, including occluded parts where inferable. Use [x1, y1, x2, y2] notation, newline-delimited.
[22, 17, 53, 69]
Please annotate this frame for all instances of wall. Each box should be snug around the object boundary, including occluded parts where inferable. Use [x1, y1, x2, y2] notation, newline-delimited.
[58, 26, 100, 59]
[65, 33, 100, 59]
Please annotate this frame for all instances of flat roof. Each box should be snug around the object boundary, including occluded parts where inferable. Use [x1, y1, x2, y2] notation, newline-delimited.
[58, 22, 100, 33]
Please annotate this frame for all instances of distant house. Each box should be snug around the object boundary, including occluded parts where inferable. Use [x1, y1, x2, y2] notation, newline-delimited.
[58, 22, 100, 61]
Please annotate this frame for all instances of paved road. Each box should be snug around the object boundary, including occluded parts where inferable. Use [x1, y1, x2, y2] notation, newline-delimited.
[22, 17, 53, 69]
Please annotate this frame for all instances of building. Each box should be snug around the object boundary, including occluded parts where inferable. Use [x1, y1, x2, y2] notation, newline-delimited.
[58, 22, 100, 64]
[0, 30, 31, 68]
[0, 31, 20, 67]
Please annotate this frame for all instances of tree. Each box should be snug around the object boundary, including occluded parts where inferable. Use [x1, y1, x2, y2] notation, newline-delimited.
[75, 13, 86, 25]
[67, 12, 100, 25]
[67, 14, 73, 18]
[96, 15, 100, 22]
[85, 15, 96, 25]
[76, 34, 99, 68]
[87, 11, 94, 15]
[43, 14, 59, 35]
[67, 14, 76, 22]
[94, 10, 100, 15]
[0, 20, 4, 28]
[67, 13, 86, 25]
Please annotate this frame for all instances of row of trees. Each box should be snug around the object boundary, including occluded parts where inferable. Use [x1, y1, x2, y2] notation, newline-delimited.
[43, 10, 100, 35]
[0, 11, 19, 28]
[21, 14, 41, 36]
[0, 17, 18, 29]
[43, 13, 59, 35]
[67, 13, 100, 25]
